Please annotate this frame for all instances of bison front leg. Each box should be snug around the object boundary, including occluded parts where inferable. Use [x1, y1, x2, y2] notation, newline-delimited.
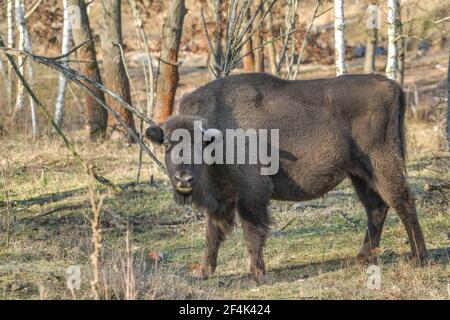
[238, 202, 270, 285]
[194, 212, 235, 279]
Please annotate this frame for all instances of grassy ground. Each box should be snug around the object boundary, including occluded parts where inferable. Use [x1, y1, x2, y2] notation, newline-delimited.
[0, 122, 449, 300]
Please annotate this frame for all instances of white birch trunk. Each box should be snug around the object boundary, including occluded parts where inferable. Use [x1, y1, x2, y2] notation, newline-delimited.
[334, 0, 347, 75]
[15, 0, 26, 114]
[15, 0, 38, 137]
[54, 0, 72, 128]
[386, 0, 399, 80]
[7, 0, 15, 48]
[7, 0, 15, 110]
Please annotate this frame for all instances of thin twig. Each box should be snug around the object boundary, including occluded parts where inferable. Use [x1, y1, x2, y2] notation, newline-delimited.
[24, 0, 43, 20]
[49, 40, 92, 61]
[0, 46, 165, 171]
[290, 0, 324, 79]
[236, 26, 301, 64]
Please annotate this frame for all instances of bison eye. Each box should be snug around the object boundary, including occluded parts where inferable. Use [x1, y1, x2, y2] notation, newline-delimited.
[164, 141, 171, 150]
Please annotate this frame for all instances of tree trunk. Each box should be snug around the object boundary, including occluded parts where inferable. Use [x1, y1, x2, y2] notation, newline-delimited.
[0, 53, 11, 110]
[54, 0, 72, 129]
[242, 40, 255, 72]
[13, 0, 37, 137]
[334, 0, 347, 75]
[447, 49, 449, 150]
[253, 1, 265, 73]
[67, 0, 107, 138]
[154, 0, 187, 123]
[265, 2, 277, 75]
[14, 0, 25, 115]
[100, 0, 136, 140]
[209, 0, 223, 78]
[6, 0, 15, 109]
[242, 6, 255, 73]
[386, 0, 399, 80]
[364, 28, 377, 73]
[397, 5, 405, 85]
[22, 7, 38, 138]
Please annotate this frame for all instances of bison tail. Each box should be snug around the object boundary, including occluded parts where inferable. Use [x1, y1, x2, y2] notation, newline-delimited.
[397, 87, 407, 162]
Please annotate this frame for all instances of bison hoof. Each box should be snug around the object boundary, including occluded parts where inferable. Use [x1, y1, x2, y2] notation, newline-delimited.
[239, 271, 267, 288]
[356, 246, 381, 264]
[255, 273, 267, 285]
[409, 251, 431, 266]
[356, 252, 376, 264]
[190, 264, 215, 279]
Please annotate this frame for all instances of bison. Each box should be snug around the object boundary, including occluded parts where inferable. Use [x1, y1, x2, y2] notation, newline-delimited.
[146, 73, 429, 283]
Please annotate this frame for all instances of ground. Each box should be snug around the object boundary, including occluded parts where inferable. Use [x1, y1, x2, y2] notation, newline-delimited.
[0, 122, 449, 299]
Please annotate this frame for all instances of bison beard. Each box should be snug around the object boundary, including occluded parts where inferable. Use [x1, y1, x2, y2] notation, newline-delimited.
[173, 189, 193, 205]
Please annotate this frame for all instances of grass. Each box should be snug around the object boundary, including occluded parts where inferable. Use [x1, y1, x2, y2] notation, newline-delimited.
[0, 122, 449, 300]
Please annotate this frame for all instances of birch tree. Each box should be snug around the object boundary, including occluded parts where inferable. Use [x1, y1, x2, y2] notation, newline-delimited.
[6, 0, 15, 107]
[154, 0, 187, 123]
[386, 0, 399, 80]
[334, 0, 347, 75]
[54, 0, 72, 128]
[7, 0, 15, 54]
[396, 4, 405, 85]
[14, 0, 25, 115]
[14, 0, 38, 137]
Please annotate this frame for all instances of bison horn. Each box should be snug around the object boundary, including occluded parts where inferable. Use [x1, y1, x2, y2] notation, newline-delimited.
[201, 127, 222, 141]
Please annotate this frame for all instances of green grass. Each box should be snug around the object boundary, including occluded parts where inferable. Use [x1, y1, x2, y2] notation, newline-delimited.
[0, 131, 449, 300]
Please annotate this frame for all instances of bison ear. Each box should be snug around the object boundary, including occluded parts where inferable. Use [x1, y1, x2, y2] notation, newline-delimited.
[145, 125, 164, 145]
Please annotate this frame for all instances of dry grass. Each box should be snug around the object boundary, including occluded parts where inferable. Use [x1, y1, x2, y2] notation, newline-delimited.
[0, 119, 448, 299]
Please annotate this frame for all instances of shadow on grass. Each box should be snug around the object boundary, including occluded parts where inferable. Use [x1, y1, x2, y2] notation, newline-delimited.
[201, 247, 450, 288]
[0, 181, 165, 209]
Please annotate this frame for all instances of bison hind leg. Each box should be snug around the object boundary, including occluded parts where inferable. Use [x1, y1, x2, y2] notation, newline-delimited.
[357, 150, 429, 263]
[350, 174, 389, 263]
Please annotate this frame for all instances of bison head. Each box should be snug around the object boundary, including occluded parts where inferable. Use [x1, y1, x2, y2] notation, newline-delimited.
[145, 115, 220, 205]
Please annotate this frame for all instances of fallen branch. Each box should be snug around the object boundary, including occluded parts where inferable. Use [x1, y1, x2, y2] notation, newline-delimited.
[28, 203, 90, 220]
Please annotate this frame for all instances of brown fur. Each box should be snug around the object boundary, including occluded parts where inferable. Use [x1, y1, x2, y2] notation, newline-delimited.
[146, 73, 429, 283]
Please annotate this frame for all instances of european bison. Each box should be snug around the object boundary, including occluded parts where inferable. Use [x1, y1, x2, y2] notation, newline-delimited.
[146, 73, 429, 283]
